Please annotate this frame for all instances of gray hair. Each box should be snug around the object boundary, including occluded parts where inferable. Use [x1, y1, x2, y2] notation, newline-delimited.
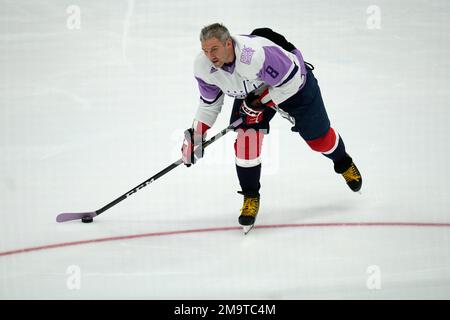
[200, 23, 231, 43]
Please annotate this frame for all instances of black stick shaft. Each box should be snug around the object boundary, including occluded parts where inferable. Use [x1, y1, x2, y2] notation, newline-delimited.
[96, 161, 181, 215]
[95, 118, 242, 216]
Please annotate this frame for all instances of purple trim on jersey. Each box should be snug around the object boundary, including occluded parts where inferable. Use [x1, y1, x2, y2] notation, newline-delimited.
[221, 40, 237, 73]
[195, 76, 222, 101]
[221, 59, 236, 73]
[275, 63, 298, 87]
[291, 48, 307, 78]
[200, 91, 223, 105]
[258, 46, 293, 87]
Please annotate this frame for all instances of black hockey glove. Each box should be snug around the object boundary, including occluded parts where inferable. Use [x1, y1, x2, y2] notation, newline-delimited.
[239, 88, 275, 125]
[181, 128, 205, 167]
[239, 99, 266, 125]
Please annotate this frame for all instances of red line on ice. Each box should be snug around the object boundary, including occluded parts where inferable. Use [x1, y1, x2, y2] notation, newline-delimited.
[1, 222, 450, 257]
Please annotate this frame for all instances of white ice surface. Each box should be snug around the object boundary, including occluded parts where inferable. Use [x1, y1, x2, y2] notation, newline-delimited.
[1, 0, 450, 299]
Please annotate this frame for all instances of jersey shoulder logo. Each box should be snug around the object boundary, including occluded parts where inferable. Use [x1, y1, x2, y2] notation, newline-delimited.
[240, 46, 255, 65]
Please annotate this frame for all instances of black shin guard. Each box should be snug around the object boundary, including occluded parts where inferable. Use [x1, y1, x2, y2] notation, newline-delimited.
[236, 164, 261, 195]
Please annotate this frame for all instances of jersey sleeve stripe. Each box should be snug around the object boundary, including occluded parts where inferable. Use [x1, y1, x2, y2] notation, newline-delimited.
[195, 76, 222, 101]
[275, 63, 299, 88]
[200, 91, 223, 104]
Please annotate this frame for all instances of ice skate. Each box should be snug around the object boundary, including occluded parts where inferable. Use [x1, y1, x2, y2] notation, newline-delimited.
[334, 155, 362, 192]
[237, 191, 260, 234]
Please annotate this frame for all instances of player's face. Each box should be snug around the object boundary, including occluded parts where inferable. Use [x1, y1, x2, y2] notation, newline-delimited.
[201, 37, 233, 68]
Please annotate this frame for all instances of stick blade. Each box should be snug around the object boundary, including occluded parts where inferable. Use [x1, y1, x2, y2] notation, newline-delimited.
[56, 211, 97, 223]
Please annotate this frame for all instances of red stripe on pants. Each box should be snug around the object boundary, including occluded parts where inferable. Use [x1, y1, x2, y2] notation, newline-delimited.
[306, 127, 337, 153]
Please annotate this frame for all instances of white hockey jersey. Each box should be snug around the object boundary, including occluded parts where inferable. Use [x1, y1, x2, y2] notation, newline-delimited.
[193, 34, 307, 127]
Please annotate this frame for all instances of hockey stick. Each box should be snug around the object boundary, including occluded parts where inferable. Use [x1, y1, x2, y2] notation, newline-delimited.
[56, 118, 243, 223]
[251, 84, 296, 126]
[269, 105, 295, 125]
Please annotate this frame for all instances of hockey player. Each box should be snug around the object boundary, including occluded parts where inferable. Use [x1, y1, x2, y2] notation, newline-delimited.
[181, 23, 362, 233]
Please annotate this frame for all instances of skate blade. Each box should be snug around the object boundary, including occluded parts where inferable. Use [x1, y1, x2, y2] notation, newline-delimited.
[242, 224, 255, 235]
